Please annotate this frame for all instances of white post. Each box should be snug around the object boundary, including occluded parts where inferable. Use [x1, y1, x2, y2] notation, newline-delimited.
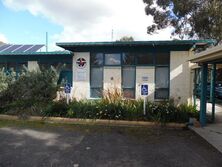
[143, 97, 146, 115]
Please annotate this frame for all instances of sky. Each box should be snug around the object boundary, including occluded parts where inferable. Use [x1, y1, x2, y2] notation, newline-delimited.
[0, 0, 173, 51]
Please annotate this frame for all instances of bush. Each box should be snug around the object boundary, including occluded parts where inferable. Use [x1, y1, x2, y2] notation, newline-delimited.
[40, 98, 198, 123]
[0, 69, 59, 116]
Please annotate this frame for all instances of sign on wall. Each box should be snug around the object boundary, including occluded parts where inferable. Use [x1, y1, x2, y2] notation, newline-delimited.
[76, 57, 87, 81]
[76, 58, 86, 69]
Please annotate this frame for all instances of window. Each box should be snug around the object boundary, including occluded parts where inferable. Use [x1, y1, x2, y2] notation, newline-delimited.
[137, 52, 154, 65]
[156, 52, 169, 65]
[122, 53, 135, 65]
[122, 67, 135, 98]
[91, 53, 103, 66]
[105, 53, 121, 65]
[155, 67, 169, 99]
[90, 67, 103, 98]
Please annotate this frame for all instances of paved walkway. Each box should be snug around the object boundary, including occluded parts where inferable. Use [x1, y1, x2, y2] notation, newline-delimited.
[190, 101, 222, 153]
[190, 123, 222, 153]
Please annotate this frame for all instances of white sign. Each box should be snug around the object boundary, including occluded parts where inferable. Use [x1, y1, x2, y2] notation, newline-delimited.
[76, 69, 87, 81]
[142, 76, 149, 82]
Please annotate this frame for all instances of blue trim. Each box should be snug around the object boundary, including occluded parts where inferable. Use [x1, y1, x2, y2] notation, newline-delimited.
[210, 63, 216, 123]
[200, 63, 208, 127]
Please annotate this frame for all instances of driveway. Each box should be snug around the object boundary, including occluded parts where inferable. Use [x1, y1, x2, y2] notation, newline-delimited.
[0, 121, 221, 167]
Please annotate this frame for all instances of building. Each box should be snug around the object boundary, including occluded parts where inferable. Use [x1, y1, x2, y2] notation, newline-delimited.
[0, 40, 214, 104]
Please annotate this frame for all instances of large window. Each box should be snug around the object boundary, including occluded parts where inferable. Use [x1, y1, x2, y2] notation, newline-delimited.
[137, 52, 154, 65]
[90, 67, 103, 98]
[156, 52, 169, 65]
[104, 53, 121, 65]
[155, 67, 169, 99]
[91, 53, 103, 66]
[122, 67, 136, 99]
[122, 53, 135, 65]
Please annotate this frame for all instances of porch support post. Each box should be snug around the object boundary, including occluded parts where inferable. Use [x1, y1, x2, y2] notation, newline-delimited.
[210, 63, 216, 123]
[200, 63, 208, 127]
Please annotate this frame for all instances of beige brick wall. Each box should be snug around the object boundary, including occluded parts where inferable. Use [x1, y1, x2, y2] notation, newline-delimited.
[136, 67, 155, 101]
[28, 61, 39, 72]
[103, 67, 122, 94]
[72, 52, 90, 100]
[170, 51, 193, 104]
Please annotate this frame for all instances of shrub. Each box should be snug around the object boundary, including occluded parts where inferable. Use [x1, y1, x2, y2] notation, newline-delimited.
[0, 69, 59, 116]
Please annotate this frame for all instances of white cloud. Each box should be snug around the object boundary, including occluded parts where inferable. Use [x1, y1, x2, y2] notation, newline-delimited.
[0, 33, 8, 43]
[3, 0, 173, 47]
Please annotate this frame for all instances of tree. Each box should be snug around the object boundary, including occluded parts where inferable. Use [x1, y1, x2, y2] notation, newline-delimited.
[143, 0, 222, 42]
[117, 36, 134, 41]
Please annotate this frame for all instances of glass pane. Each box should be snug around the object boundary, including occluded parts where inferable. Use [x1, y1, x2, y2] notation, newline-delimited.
[122, 53, 135, 65]
[155, 88, 169, 99]
[156, 52, 169, 65]
[0, 63, 6, 69]
[122, 67, 135, 88]
[17, 62, 28, 71]
[105, 53, 121, 65]
[123, 89, 135, 99]
[7, 62, 16, 71]
[91, 88, 103, 98]
[137, 52, 153, 65]
[63, 63, 72, 71]
[91, 53, 103, 65]
[91, 67, 103, 87]
[155, 67, 169, 88]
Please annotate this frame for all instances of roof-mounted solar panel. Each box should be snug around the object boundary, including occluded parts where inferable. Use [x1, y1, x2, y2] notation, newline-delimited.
[25, 45, 44, 52]
[3, 45, 23, 52]
[14, 45, 33, 52]
[0, 44, 12, 52]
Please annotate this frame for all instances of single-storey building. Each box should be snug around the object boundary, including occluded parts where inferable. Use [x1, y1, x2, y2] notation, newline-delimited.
[0, 40, 214, 104]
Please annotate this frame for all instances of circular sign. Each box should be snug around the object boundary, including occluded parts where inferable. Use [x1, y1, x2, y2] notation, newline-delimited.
[76, 58, 86, 68]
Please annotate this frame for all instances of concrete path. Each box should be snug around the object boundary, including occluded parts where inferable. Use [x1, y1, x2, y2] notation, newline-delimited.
[191, 100, 222, 153]
[190, 124, 222, 153]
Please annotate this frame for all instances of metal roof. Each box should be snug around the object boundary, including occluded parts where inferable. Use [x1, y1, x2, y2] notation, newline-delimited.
[0, 51, 72, 56]
[56, 40, 215, 47]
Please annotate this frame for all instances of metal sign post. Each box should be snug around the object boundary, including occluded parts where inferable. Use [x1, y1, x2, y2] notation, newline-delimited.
[64, 83, 71, 104]
[141, 84, 148, 115]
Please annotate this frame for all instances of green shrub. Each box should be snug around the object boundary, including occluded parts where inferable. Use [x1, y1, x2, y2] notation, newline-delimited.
[0, 69, 59, 116]
[40, 98, 199, 123]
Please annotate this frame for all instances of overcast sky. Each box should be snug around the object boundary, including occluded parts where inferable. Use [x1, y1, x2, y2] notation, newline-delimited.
[0, 0, 173, 50]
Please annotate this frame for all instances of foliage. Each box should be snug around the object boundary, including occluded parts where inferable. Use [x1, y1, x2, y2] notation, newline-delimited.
[143, 0, 222, 41]
[117, 36, 134, 41]
[42, 98, 198, 123]
[0, 69, 60, 116]
[0, 68, 16, 92]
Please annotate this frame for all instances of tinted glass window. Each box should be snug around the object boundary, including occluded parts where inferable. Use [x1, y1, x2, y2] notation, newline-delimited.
[105, 53, 121, 65]
[137, 53, 153, 65]
[156, 52, 169, 65]
[123, 89, 135, 99]
[155, 67, 169, 99]
[122, 53, 135, 65]
[122, 67, 135, 88]
[91, 53, 103, 66]
[91, 67, 103, 87]
[122, 67, 135, 99]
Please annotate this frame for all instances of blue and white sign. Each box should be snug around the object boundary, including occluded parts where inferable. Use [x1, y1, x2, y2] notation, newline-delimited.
[64, 83, 71, 94]
[141, 84, 148, 96]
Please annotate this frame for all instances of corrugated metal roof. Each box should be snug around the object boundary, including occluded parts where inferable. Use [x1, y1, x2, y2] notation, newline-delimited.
[56, 40, 216, 47]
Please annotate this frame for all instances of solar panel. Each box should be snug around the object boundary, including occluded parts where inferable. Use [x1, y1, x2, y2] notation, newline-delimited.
[3, 45, 23, 52]
[0, 44, 12, 52]
[25, 45, 44, 52]
[14, 45, 33, 52]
